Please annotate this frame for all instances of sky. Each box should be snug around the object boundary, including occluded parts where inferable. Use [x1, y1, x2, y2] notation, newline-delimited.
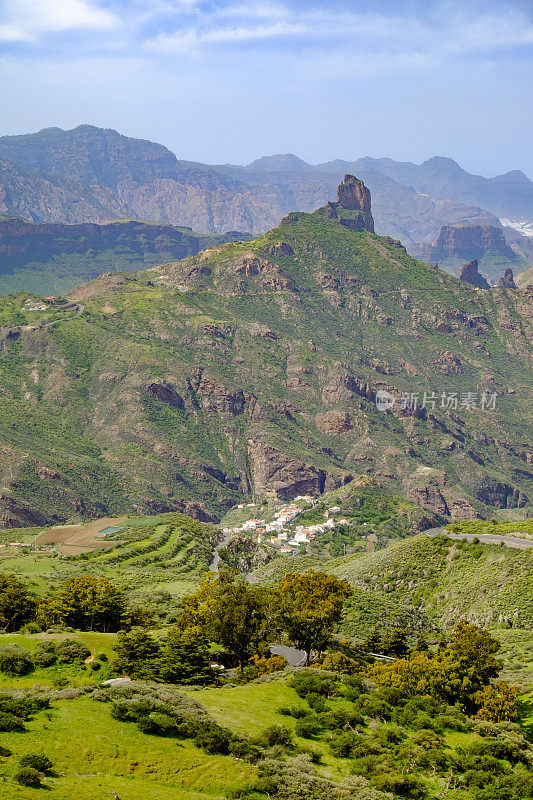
[0, 0, 532, 176]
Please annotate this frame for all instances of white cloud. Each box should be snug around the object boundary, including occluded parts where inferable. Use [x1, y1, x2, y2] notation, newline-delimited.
[0, 0, 119, 42]
[146, 19, 308, 52]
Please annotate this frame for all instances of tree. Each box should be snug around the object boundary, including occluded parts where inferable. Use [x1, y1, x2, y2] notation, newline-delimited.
[181, 571, 269, 670]
[381, 629, 409, 658]
[114, 629, 162, 680]
[474, 682, 521, 723]
[39, 575, 127, 632]
[443, 620, 502, 694]
[0, 574, 36, 632]
[159, 627, 215, 685]
[273, 572, 352, 665]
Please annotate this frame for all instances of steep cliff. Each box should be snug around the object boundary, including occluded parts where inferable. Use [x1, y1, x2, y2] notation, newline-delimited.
[0, 218, 251, 295]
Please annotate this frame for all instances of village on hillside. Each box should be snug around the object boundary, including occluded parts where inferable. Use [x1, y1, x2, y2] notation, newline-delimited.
[221, 496, 353, 554]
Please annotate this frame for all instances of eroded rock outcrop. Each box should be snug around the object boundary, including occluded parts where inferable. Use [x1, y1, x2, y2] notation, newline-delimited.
[250, 441, 352, 500]
[315, 175, 375, 232]
[459, 259, 490, 289]
[498, 268, 517, 289]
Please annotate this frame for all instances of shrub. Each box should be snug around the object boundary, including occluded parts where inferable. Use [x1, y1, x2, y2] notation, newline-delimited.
[295, 715, 321, 738]
[259, 724, 292, 749]
[321, 652, 360, 674]
[24, 622, 41, 634]
[474, 682, 521, 723]
[32, 640, 58, 668]
[14, 767, 42, 787]
[0, 745, 12, 757]
[0, 711, 25, 732]
[96, 652, 108, 662]
[90, 661, 101, 671]
[0, 644, 33, 675]
[278, 705, 307, 718]
[19, 753, 53, 774]
[330, 731, 359, 758]
[195, 724, 233, 754]
[306, 692, 327, 712]
[371, 771, 427, 798]
[138, 712, 178, 736]
[56, 639, 90, 664]
[291, 672, 337, 699]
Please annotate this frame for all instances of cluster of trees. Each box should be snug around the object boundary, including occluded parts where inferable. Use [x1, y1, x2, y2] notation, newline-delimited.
[115, 570, 353, 682]
[370, 621, 520, 720]
[0, 573, 130, 633]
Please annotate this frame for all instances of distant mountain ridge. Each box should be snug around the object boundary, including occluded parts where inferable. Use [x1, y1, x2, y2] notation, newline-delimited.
[0, 126, 531, 284]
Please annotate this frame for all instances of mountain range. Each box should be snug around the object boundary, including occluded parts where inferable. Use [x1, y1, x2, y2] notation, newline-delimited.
[0, 175, 531, 529]
[0, 125, 532, 290]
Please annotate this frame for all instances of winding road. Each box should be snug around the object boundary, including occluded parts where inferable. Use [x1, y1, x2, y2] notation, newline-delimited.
[425, 527, 533, 550]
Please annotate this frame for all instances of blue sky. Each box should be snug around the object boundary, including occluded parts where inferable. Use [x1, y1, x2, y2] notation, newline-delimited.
[0, 0, 532, 176]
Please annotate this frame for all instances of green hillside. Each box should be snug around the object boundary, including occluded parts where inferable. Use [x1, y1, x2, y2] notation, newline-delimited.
[0, 177, 531, 528]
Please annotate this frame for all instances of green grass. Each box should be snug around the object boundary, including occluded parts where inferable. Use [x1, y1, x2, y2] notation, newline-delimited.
[0, 694, 254, 799]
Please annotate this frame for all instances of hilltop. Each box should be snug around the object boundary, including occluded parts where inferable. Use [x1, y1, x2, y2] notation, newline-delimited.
[0, 175, 531, 528]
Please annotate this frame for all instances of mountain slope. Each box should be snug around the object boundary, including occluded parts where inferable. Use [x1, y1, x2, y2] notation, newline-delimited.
[0, 176, 531, 527]
[0, 218, 251, 296]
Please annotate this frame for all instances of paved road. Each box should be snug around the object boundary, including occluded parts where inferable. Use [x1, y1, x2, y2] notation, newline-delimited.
[425, 527, 533, 550]
[209, 532, 231, 572]
[270, 645, 308, 666]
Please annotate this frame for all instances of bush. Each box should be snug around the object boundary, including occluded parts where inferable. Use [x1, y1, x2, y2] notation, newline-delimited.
[0, 745, 12, 757]
[278, 705, 307, 718]
[96, 652, 108, 662]
[259, 724, 292, 749]
[321, 652, 360, 674]
[295, 715, 321, 739]
[195, 724, 233, 754]
[306, 692, 327, 712]
[0, 644, 33, 675]
[0, 711, 25, 731]
[371, 771, 427, 798]
[56, 639, 90, 664]
[19, 753, 54, 774]
[14, 767, 42, 787]
[32, 640, 58, 668]
[291, 673, 337, 699]
[90, 661, 101, 671]
[23, 622, 41, 634]
[329, 731, 359, 758]
[138, 712, 178, 736]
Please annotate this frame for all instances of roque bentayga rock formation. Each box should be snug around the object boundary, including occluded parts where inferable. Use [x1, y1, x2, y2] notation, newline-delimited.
[0, 176, 531, 527]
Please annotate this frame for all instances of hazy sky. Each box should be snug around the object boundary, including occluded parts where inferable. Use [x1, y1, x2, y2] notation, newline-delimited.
[0, 0, 532, 176]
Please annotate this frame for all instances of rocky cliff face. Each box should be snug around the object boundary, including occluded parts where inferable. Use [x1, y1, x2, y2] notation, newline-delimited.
[0, 177, 531, 527]
[430, 225, 516, 260]
[0, 219, 251, 295]
[459, 260, 490, 289]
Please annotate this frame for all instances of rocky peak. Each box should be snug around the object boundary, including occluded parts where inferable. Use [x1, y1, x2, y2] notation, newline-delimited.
[315, 174, 374, 232]
[459, 259, 490, 290]
[498, 268, 517, 289]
